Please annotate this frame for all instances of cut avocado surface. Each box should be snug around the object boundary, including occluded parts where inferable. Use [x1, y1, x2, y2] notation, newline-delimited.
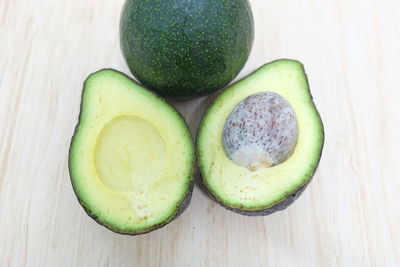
[69, 69, 195, 234]
[120, 0, 254, 98]
[197, 59, 324, 215]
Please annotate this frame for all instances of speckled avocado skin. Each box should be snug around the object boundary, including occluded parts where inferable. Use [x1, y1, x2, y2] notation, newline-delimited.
[120, 0, 254, 98]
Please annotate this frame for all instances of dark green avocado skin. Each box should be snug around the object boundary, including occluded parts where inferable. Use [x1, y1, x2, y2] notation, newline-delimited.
[120, 0, 254, 98]
[69, 69, 196, 235]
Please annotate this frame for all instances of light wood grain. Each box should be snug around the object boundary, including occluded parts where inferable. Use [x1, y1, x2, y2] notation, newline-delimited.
[1, 0, 399, 266]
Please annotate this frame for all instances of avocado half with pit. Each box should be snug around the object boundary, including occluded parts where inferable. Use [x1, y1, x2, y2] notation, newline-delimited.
[69, 70, 195, 234]
[197, 59, 324, 215]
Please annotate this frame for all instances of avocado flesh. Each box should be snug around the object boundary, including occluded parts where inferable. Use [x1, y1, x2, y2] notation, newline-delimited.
[69, 70, 195, 234]
[197, 59, 324, 214]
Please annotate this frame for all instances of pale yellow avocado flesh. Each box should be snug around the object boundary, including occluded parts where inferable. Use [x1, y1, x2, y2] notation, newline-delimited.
[69, 70, 194, 233]
[197, 60, 324, 210]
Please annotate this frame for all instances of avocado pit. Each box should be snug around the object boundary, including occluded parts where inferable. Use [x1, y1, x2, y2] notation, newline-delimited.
[222, 92, 298, 171]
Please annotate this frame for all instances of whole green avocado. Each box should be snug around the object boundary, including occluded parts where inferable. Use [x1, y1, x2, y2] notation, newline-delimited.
[120, 0, 254, 98]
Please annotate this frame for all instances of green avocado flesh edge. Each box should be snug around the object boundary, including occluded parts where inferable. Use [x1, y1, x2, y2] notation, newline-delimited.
[197, 59, 324, 211]
[69, 70, 195, 234]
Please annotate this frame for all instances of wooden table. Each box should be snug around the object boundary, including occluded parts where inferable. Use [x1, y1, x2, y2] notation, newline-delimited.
[1, 0, 399, 266]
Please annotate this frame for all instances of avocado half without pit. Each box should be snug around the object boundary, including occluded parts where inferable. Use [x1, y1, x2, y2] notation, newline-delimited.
[69, 70, 195, 235]
[197, 59, 324, 215]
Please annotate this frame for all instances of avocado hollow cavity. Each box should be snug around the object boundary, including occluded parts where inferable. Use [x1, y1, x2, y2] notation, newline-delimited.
[95, 115, 167, 192]
[222, 92, 298, 171]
